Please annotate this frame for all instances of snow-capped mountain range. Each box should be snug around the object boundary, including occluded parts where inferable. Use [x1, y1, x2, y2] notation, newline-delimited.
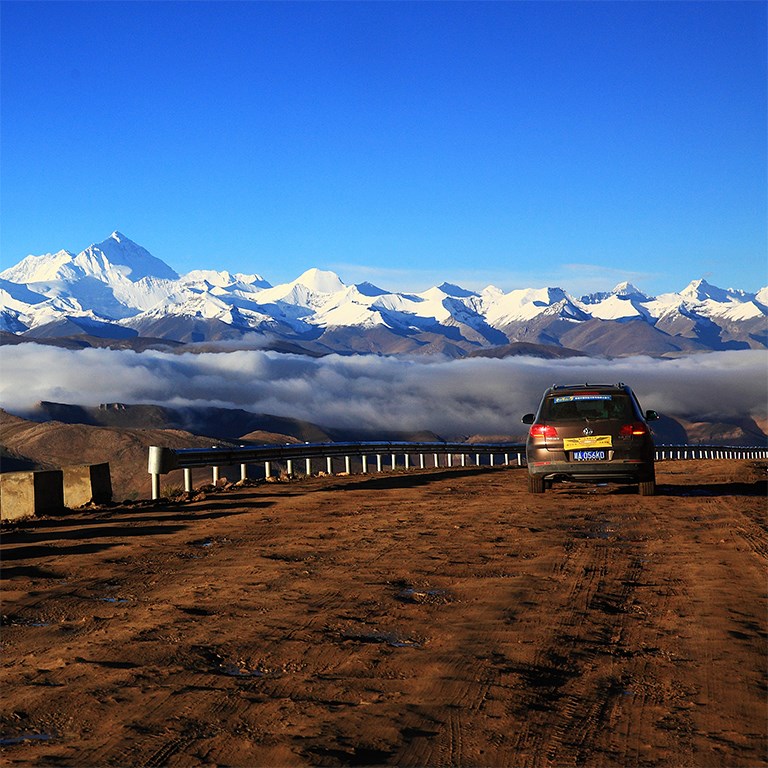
[1, 232, 766, 357]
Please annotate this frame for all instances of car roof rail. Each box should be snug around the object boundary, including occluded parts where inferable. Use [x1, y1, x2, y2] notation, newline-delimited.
[551, 383, 622, 390]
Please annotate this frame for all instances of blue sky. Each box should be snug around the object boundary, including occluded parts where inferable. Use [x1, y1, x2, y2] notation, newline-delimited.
[1, 1, 766, 295]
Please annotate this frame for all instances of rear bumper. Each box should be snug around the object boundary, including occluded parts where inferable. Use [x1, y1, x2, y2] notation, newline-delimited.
[527, 458, 654, 483]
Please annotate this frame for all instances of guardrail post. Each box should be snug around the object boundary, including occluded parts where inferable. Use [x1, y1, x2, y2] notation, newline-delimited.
[447, 453, 453, 468]
[391, 454, 396, 470]
[461, 454, 466, 467]
[376, 454, 382, 472]
[287, 459, 293, 477]
[345, 456, 351, 474]
[240, 464, 247, 482]
[361, 455, 368, 474]
[184, 468, 192, 492]
[419, 454, 425, 469]
[404, 454, 410, 470]
[434, 453, 439, 468]
[327, 456, 333, 474]
[489, 453, 494, 467]
[305, 457, 312, 476]
[475, 453, 480, 466]
[265, 461, 272, 479]
[212, 466, 220, 484]
[148, 446, 178, 500]
[517, 453, 523, 466]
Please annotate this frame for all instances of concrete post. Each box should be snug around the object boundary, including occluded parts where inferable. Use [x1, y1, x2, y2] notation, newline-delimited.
[1, 470, 66, 521]
[62, 463, 112, 508]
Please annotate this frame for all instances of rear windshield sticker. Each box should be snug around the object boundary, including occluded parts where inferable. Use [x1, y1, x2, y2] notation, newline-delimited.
[553, 395, 612, 403]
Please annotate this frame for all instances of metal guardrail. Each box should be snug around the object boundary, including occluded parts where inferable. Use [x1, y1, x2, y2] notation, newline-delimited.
[654, 445, 768, 461]
[148, 441, 526, 500]
[147, 441, 768, 500]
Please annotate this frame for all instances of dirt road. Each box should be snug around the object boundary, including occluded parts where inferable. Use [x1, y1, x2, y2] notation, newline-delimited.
[1, 460, 766, 767]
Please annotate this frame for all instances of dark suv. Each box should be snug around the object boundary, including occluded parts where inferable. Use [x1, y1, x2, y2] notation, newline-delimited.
[522, 383, 659, 495]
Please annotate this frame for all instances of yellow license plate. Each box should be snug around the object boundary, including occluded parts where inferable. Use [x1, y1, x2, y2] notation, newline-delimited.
[562, 435, 613, 451]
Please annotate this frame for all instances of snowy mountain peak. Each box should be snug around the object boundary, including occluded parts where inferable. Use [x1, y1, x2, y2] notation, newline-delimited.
[580, 282, 649, 305]
[0, 249, 77, 284]
[182, 269, 269, 289]
[678, 278, 748, 304]
[436, 282, 479, 298]
[293, 268, 345, 294]
[355, 281, 388, 297]
[612, 281, 648, 298]
[81, 232, 179, 282]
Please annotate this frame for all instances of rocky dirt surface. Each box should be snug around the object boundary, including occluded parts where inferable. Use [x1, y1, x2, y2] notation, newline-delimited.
[1, 460, 766, 767]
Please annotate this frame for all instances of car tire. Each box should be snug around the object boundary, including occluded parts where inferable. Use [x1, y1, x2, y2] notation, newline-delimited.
[638, 479, 656, 496]
[528, 475, 545, 494]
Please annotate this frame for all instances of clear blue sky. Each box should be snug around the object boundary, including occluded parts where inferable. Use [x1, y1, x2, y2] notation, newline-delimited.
[1, 1, 766, 295]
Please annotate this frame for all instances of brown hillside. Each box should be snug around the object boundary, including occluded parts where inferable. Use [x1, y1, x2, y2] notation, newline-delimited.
[0, 410, 235, 501]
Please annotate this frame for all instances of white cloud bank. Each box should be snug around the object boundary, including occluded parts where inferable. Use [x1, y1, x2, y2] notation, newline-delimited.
[1, 345, 766, 437]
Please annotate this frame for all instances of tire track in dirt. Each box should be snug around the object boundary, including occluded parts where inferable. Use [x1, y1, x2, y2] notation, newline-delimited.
[501, 506, 655, 768]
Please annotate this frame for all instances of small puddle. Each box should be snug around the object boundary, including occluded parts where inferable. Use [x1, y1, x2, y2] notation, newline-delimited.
[396, 587, 451, 605]
[1, 615, 51, 628]
[96, 597, 130, 604]
[0, 732, 56, 746]
[342, 630, 421, 648]
[222, 664, 266, 678]
[189, 537, 228, 549]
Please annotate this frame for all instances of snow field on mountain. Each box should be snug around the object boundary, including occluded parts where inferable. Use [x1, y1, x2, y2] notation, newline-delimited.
[1, 232, 765, 352]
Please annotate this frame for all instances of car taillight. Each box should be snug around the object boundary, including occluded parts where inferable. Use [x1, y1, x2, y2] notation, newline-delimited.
[620, 422, 648, 436]
[530, 424, 558, 438]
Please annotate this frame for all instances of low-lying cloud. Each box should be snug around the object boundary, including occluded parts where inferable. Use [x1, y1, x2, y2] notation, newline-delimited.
[2, 345, 766, 437]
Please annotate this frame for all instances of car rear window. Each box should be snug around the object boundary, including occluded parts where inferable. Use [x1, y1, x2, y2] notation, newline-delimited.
[542, 393, 633, 421]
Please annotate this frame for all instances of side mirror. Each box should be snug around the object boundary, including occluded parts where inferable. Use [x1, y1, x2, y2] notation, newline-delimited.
[645, 410, 659, 421]
[521, 413, 535, 424]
